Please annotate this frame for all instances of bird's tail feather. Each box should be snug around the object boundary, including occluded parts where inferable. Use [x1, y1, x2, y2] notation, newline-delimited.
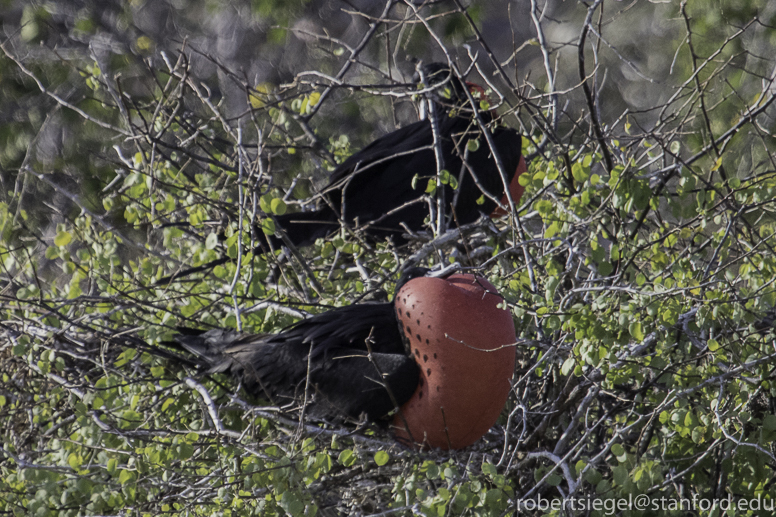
[165, 329, 264, 374]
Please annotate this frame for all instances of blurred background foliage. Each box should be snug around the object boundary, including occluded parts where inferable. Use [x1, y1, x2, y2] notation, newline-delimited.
[2, 0, 776, 515]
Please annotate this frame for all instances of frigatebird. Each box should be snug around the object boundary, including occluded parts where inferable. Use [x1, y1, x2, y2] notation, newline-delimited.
[165, 263, 517, 449]
[265, 63, 526, 250]
[157, 64, 526, 284]
[170, 267, 435, 421]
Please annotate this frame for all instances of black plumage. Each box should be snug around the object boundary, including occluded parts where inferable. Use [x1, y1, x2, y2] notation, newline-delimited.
[170, 268, 432, 421]
[155, 65, 523, 285]
[266, 64, 523, 249]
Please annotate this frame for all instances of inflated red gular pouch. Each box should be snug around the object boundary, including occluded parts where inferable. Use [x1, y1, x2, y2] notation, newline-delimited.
[392, 273, 516, 449]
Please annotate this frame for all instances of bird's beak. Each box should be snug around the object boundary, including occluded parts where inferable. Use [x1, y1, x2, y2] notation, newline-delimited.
[428, 262, 460, 278]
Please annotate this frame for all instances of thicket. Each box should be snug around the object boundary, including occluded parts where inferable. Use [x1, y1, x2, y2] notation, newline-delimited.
[1, 1, 776, 515]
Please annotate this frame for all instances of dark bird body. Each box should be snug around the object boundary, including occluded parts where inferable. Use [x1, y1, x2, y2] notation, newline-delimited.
[267, 64, 524, 249]
[171, 268, 431, 421]
[156, 65, 525, 285]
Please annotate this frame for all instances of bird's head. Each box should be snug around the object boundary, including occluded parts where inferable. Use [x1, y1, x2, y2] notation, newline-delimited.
[394, 263, 460, 298]
[413, 62, 493, 118]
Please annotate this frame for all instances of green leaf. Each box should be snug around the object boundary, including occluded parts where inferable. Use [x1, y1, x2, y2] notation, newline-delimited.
[68, 453, 82, 470]
[484, 488, 501, 505]
[261, 218, 276, 236]
[612, 465, 628, 485]
[481, 462, 497, 476]
[271, 198, 287, 215]
[338, 449, 356, 467]
[374, 451, 389, 466]
[259, 195, 272, 213]
[572, 161, 589, 182]
[119, 469, 134, 485]
[54, 231, 72, 247]
[425, 179, 437, 195]
[536, 199, 553, 214]
[629, 321, 644, 342]
[446, 172, 459, 189]
[561, 357, 576, 376]
[121, 410, 142, 429]
[280, 492, 304, 515]
[583, 467, 602, 485]
[422, 461, 439, 479]
[205, 233, 219, 250]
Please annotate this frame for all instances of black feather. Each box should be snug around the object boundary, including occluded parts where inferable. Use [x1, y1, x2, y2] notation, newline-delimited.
[265, 63, 523, 250]
[168, 271, 437, 421]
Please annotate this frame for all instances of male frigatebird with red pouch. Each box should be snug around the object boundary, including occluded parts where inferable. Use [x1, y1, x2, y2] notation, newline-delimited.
[265, 63, 527, 250]
[167, 265, 516, 449]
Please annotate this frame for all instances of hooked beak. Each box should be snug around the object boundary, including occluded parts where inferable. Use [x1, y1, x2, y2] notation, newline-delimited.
[428, 262, 461, 279]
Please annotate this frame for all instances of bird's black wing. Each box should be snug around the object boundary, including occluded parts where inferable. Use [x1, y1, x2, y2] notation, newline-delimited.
[325, 119, 434, 189]
[323, 117, 460, 240]
[272, 113, 522, 246]
[268, 120, 435, 247]
[333, 116, 523, 235]
[173, 302, 419, 421]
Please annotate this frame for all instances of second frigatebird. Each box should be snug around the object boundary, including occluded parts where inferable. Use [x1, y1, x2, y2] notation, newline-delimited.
[266, 63, 526, 250]
[157, 65, 526, 284]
